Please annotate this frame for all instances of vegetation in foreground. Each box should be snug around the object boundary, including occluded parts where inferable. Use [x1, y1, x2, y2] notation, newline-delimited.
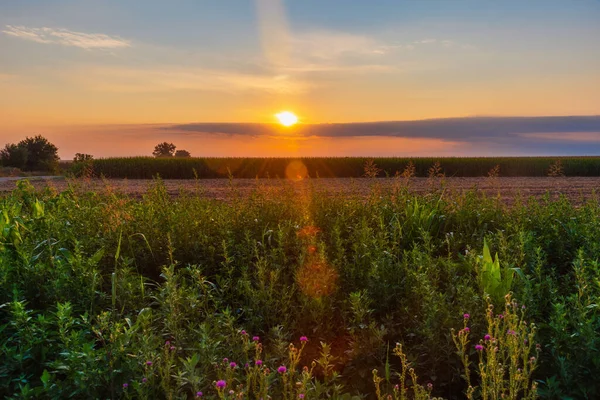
[1, 179, 599, 399]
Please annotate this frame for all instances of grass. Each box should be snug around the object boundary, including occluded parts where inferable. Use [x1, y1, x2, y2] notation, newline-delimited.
[0, 178, 599, 399]
[76, 156, 600, 179]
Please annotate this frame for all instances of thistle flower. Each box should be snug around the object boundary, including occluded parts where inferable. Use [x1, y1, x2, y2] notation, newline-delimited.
[196, 392, 203, 397]
[475, 344, 484, 351]
[463, 327, 470, 333]
[229, 362, 237, 369]
[123, 383, 128, 389]
[278, 365, 287, 374]
[142, 377, 147, 383]
[484, 334, 491, 341]
[240, 330, 247, 335]
[229, 390, 234, 395]
[216, 380, 227, 389]
[252, 336, 260, 342]
[145, 361, 152, 366]
[255, 359, 263, 366]
[300, 336, 308, 343]
[463, 313, 470, 319]
[299, 394, 305, 399]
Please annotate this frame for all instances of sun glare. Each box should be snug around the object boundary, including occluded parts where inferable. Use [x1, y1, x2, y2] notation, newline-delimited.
[275, 111, 298, 127]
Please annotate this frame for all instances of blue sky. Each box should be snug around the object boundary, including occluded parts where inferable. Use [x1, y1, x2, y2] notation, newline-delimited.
[0, 0, 599, 157]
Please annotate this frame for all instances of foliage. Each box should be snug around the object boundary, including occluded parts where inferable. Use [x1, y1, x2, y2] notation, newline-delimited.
[0, 179, 599, 398]
[153, 142, 176, 158]
[175, 150, 191, 158]
[477, 240, 515, 305]
[0, 143, 28, 170]
[17, 135, 60, 172]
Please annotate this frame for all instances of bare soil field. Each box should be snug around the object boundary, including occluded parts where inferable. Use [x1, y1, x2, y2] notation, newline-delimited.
[1, 176, 599, 204]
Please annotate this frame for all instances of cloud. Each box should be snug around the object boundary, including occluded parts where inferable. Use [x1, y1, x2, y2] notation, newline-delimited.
[163, 116, 600, 140]
[67, 65, 310, 94]
[2, 25, 130, 49]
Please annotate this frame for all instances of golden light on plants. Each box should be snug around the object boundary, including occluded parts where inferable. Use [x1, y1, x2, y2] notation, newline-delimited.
[275, 111, 298, 127]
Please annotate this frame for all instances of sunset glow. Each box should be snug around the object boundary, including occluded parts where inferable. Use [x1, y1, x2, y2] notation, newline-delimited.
[275, 111, 299, 127]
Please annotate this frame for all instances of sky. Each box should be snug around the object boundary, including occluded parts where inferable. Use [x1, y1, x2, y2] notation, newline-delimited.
[0, 0, 599, 158]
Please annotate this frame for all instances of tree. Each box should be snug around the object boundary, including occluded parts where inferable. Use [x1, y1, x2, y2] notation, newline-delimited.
[174, 149, 191, 158]
[73, 153, 94, 162]
[0, 143, 28, 169]
[153, 142, 176, 158]
[17, 135, 59, 171]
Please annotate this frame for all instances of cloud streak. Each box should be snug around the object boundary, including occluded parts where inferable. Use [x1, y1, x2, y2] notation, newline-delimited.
[2, 25, 131, 49]
[164, 116, 600, 139]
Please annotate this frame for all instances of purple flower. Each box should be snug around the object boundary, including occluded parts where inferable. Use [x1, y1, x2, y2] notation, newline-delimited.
[300, 336, 308, 343]
[394, 384, 400, 390]
[252, 336, 260, 342]
[229, 390, 234, 395]
[196, 392, 203, 397]
[507, 329, 517, 336]
[223, 358, 229, 363]
[475, 344, 484, 351]
[427, 383, 433, 390]
[463, 327, 470, 333]
[145, 361, 153, 366]
[170, 346, 176, 351]
[216, 380, 227, 389]
[463, 313, 470, 319]
[142, 377, 147, 383]
[484, 334, 491, 341]
[229, 362, 237, 369]
[122, 383, 128, 389]
[278, 365, 287, 374]
[255, 359, 263, 366]
[299, 394, 305, 399]
[244, 363, 249, 368]
[165, 340, 170, 346]
[240, 330, 247, 335]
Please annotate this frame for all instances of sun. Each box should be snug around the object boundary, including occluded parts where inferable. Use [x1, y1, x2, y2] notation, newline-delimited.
[275, 111, 299, 127]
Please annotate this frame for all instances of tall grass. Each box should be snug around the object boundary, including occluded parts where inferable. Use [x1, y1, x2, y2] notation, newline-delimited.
[82, 156, 600, 179]
[1, 179, 599, 398]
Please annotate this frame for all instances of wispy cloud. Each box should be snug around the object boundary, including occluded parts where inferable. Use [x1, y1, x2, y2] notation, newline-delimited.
[66, 65, 310, 94]
[2, 25, 131, 50]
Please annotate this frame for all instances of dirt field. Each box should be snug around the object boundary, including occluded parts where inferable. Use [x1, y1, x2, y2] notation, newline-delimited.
[1, 176, 599, 204]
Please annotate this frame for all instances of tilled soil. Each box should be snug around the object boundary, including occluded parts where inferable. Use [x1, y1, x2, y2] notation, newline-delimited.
[1, 176, 599, 204]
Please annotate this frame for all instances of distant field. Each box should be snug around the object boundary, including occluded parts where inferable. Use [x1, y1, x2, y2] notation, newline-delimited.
[2, 176, 599, 204]
[80, 156, 600, 179]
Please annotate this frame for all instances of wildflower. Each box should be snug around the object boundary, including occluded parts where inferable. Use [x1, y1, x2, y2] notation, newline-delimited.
[142, 377, 147, 383]
[230, 362, 237, 369]
[300, 336, 308, 343]
[427, 383, 433, 390]
[223, 358, 229, 363]
[463, 313, 470, 319]
[245, 363, 249, 368]
[484, 334, 491, 341]
[299, 394, 305, 399]
[123, 383, 128, 389]
[252, 336, 260, 342]
[229, 390, 235, 395]
[196, 392, 203, 397]
[165, 340, 171, 346]
[145, 361, 153, 366]
[463, 327, 470, 333]
[240, 330, 247, 335]
[255, 360, 263, 366]
[394, 384, 400, 391]
[216, 380, 227, 389]
[278, 365, 287, 374]
[170, 346, 176, 351]
[529, 356, 536, 363]
[475, 344, 484, 351]
[507, 329, 517, 336]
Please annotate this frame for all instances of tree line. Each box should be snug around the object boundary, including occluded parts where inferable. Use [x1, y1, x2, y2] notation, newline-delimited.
[1, 136, 192, 173]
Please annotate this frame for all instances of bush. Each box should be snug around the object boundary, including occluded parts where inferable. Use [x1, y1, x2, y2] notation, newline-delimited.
[0, 143, 28, 169]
